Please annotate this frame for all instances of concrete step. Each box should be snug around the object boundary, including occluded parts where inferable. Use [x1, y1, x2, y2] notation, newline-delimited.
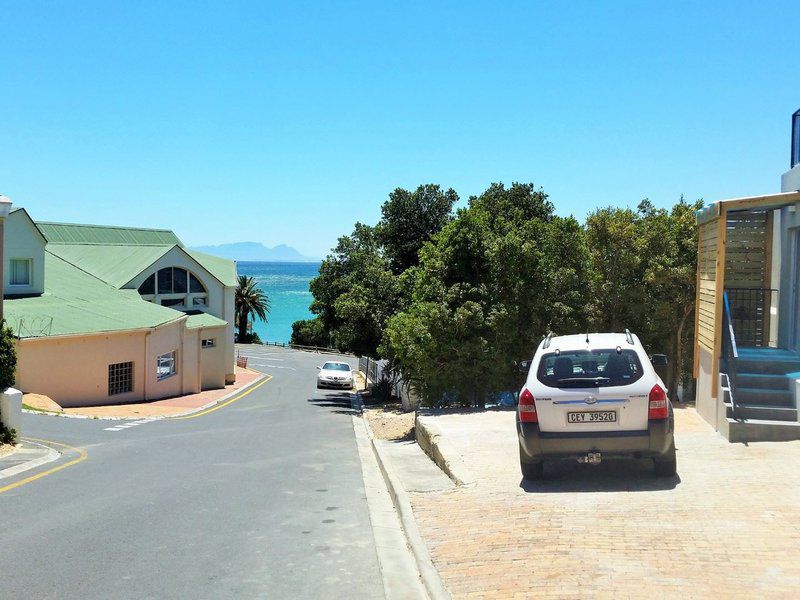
[738, 347, 800, 360]
[734, 387, 795, 407]
[736, 373, 793, 391]
[727, 417, 800, 443]
[736, 358, 800, 375]
[729, 404, 798, 422]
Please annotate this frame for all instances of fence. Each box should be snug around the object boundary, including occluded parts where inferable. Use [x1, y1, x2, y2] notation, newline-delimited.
[238, 339, 356, 357]
[725, 288, 778, 347]
[358, 356, 381, 384]
[7, 317, 54, 338]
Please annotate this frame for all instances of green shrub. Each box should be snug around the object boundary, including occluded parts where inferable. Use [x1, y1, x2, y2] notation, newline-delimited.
[0, 424, 16, 445]
[238, 331, 262, 344]
[0, 322, 17, 390]
[290, 317, 329, 347]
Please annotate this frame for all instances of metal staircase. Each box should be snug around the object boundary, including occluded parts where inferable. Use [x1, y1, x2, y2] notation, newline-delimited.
[721, 291, 800, 441]
[730, 347, 800, 422]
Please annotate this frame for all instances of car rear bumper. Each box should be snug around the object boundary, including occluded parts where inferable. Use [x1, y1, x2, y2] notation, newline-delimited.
[517, 414, 673, 462]
[317, 380, 353, 388]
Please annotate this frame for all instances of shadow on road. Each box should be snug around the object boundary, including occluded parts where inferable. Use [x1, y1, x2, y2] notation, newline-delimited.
[519, 459, 681, 493]
[308, 392, 358, 416]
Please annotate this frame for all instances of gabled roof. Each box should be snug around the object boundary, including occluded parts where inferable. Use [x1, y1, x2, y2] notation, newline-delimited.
[9, 207, 47, 242]
[186, 312, 228, 329]
[185, 249, 238, 287]
[37, 221, 181, 246]
[32, 218, 237, 288]
[48, 243, 237, 289]
[4, 252, 184, 338]
[46, 244, 173, 288]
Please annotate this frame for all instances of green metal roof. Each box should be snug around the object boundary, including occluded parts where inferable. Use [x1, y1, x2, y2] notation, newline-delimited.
[37, 221, 181, 246]
[4, 252, 184, 338]
[47, 244, 173, 288]
[186, 249, 238, 287]
[185, 312, 228, 329]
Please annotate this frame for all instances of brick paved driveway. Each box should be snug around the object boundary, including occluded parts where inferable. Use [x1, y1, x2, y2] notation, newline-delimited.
[410, 407, 800, 599]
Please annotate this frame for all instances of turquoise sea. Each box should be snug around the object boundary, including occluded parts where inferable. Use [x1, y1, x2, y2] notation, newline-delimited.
[236, 261, 321, 344]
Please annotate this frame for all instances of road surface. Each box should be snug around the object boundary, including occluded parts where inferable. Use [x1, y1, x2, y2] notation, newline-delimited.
[0, 346, 384, 599]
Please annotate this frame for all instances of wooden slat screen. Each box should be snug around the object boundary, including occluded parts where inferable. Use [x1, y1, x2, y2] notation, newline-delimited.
[724, 211, 769, 288]
[696, 217, 719, 352]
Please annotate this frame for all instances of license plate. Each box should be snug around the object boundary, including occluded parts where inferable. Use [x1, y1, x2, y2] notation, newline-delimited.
[567, 411, 616, 423]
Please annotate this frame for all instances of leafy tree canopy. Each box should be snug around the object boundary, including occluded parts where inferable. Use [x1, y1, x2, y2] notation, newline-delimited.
[377, 184, 458, 274]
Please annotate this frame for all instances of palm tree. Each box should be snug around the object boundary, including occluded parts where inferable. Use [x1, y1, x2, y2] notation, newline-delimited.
[235, 275, 270, 342]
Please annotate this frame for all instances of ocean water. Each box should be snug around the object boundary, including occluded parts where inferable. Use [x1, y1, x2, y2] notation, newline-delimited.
[236, 261, 321, 343]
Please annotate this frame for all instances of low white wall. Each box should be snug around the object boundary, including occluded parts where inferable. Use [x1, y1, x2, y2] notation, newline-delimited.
[781, 164, 800, 192]
[0, 387, 22, 435]
[695, 347, 717, 429]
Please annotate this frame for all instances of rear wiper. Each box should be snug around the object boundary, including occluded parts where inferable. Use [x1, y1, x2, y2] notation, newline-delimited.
[555, 377, 611, 387]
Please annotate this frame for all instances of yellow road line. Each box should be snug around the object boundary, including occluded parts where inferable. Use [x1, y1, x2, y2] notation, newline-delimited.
[173, 374, 273, 420]
[0, 438, 88, 495]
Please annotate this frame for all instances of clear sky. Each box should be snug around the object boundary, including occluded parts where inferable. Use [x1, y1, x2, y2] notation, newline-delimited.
[1, 1, 798, 258]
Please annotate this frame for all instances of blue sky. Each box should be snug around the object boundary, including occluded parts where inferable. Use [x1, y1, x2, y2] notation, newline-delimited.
[1, 1, 798, 258]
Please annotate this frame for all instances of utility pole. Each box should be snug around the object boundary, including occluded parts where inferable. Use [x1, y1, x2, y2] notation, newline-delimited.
[0, 195, 12, 324]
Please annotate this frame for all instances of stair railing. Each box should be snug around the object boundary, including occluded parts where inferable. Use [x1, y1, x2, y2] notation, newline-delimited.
[722, 291, 739, 420]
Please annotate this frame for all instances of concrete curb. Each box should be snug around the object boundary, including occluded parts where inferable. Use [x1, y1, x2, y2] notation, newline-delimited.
[362, 416, 451, 600]
[0, 441, 60, 480]
[21, 373, 268, 421]
[415, 414, 476, 487]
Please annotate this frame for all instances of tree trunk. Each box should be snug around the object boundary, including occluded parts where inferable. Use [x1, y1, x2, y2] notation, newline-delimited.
[668, 305, 693, 401]
[238, 310, 249, 341]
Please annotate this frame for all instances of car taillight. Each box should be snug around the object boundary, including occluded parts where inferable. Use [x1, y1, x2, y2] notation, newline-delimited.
[648, 384, 668, 420]
[519, 388, 537, 423]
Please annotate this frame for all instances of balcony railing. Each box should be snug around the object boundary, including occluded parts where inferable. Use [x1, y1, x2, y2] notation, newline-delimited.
[724, 288, 778, 347]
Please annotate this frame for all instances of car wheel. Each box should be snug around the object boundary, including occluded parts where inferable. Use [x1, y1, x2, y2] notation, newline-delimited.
[653, 443, 677, 477]
[519, 445, 544, 480]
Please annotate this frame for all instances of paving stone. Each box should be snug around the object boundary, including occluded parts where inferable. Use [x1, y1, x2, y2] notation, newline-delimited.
[410, 407, 800, 598]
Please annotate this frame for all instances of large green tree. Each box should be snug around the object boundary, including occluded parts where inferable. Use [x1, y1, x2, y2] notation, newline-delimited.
[381, 183, 590, 406]
[292, 184, 456, 356]
[377, 184, 458, 274]
[585, 197, 702, 399]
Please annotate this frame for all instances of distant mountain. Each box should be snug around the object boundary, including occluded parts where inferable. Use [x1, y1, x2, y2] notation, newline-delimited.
[190, 242, 319, 262]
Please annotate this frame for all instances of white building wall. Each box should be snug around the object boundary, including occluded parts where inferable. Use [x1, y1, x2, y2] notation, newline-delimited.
[125, 248, 236, 381]
[4, 210, 45, 296]
[782, 164, 800, 192]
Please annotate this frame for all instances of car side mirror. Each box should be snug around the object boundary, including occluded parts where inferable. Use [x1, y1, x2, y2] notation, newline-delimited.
[518, 360, 532, 373]
[651, 354, 668, 367]
[316, 366, 322, 370]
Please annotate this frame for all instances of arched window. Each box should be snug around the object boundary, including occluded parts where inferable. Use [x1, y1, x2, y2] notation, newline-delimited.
[138, 273, 155, 295]
[137, 267, 208, 308]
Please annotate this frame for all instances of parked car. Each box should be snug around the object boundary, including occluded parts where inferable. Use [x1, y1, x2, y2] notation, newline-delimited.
[517, 331, 675, 480]
[316, 361, 354, 390]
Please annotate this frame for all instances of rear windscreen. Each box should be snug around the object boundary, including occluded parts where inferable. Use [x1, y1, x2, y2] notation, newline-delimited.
[536, 349, 644, 388]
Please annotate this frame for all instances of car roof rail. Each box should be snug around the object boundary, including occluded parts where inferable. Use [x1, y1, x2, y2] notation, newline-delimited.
[542, 332, 553, 349]
[624, 329, 635, 345]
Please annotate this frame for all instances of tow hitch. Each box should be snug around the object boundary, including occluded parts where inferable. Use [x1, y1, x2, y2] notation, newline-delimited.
[578, 452, 602, 465]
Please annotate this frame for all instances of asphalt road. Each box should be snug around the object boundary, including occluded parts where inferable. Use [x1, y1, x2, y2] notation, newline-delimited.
[0, 346, 384, 599]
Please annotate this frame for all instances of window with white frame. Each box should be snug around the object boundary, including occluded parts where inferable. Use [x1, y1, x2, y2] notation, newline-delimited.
[10, 259, 32, 286]
[156, 350, 177, 380]
[108, 361, 134, 396]
[201, 338, 216, 349]
[138, 267, 208, 309]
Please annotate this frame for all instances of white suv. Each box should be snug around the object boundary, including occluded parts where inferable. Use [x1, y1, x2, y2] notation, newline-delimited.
[517, 332, 676, 480]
